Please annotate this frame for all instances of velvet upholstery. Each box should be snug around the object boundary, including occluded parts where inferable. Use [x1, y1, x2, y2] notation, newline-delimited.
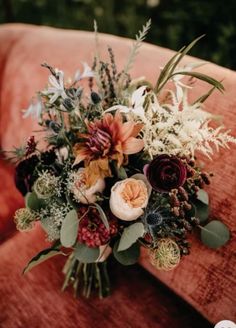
[0, 157, 23, 242]
[0, 24, 235, 325]
[0, 224, 212, 328]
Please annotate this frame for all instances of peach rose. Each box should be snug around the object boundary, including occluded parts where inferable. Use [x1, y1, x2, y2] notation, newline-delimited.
[110, 177, 149, 221]
[70, 168, 105, 204]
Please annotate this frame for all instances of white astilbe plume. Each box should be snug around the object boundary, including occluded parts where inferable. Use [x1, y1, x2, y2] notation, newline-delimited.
[114, 84, 236, 159]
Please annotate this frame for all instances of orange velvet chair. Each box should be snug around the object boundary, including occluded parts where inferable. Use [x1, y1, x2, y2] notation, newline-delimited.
[0, 24, 235, 327]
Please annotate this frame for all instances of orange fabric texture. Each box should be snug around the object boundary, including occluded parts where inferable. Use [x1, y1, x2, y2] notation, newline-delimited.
[0, 24, 235, 324]
[0, 224, 211, 328]
[0, 156, 23, 242]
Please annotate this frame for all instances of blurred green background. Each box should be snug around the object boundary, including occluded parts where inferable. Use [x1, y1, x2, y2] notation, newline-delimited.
[1, 0, 236, 69]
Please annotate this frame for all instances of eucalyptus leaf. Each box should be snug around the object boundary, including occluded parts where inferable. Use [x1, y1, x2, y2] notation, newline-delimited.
[93, 203, 109, 230]
[193, 200, 209, 223]
[25, 191, 46, 211]
[197, 189, 209, 205]
[60, 209, 79, 247]
[116, 166, 128, 179]
[113, 240, 140, 265]
[118, 222, 145, 252]
[200, 220, 230, 249]
[74, 243, 99, 263]
[23, 247, 62, 274]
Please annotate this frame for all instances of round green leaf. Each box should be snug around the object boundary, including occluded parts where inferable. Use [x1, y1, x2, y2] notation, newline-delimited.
[197, 189, 209, 205]
[118, 222, 145, 252]
[25, 191, 46, 211]
[194, 200, 209, 223]
[60, 210, 79, 247]
[74, 243, 99, 263]
[201, 220, 230, 249]
[113, 240, 140, 265]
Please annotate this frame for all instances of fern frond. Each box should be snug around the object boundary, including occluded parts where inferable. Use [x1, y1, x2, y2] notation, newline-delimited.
[94, 19, 99, 61]
[123, 19, 151, 75]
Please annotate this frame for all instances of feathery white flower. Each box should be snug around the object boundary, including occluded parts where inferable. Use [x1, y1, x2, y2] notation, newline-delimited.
[117, 82, 236, 159]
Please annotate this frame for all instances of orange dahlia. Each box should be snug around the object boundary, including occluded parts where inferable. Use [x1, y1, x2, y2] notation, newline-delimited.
[73, 112, 144, 185]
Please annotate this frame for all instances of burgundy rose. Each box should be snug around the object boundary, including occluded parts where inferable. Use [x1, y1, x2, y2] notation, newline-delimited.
[145, 155, 187, 192]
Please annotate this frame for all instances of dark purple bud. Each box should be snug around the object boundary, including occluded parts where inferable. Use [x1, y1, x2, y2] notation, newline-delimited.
[91, 92, 101, 104]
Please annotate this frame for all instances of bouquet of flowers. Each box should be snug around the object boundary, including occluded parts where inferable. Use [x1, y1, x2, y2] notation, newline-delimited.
[8, 20, 236, 298]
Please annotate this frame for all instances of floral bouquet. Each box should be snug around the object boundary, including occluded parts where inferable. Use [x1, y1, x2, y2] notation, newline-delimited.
[8, 20, 236, 298]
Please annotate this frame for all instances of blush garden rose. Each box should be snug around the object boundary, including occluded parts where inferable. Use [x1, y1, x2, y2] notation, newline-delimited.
[110, 178, 149, 221]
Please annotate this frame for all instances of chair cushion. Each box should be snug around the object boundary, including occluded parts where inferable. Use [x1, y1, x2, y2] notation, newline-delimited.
[0, 23, 235, 324]
[0, 224, 211, 328]
[0, 157, 22, 242]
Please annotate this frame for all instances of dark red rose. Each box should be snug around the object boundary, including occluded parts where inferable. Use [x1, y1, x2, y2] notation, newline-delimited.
[145, 155, 187, 192]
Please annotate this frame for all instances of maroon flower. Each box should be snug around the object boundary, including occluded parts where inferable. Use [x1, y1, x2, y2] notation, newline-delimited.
[145, 155, 187, 192]
[25, 136, 37, 157]
[78, 207, 118, 248]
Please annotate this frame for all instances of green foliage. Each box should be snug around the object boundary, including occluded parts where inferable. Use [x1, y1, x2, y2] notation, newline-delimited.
[197, 189, 209, 205]
[193, 200, 209, 224]
[23, 246, 63, 274]
[60, 209, 79, 247]
[25, 191, 46, 211]
[191, 189, 210, 223]
[118, 222, 145, 251]
[200, 220, 230, 249]
[74, 243, 100, 263]
[1, 0, 236, 69]
[92, 203, 109, 230]
[113, 240, 140, 265]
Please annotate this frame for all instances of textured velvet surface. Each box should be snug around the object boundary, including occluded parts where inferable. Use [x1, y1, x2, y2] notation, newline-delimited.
[0, 156, 22, 242]
[0, 224, 212, 328]
[0, 24, 235, 325]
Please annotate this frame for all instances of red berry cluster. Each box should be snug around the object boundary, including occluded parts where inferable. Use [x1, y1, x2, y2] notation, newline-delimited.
[78, 207, 118, 248]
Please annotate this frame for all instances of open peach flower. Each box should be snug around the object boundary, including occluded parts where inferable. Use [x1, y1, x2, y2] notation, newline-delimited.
[73, 111, 144, 186]
[110, 177, 149, 221]
[69, 168, 105, 204]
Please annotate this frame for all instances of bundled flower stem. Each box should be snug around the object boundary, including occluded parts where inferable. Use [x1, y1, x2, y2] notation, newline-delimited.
[62, 255, 110, 298]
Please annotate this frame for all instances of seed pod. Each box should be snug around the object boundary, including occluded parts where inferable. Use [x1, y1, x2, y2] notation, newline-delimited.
[191, 217, 200, 226]
[178, 186, 189, 201]
[187, 166, 195, 177]
[63, 98, 74, 111]
[170, 193, 180, 207]
[179, 208, 185, 218]
[188, 159, 195, 167]
[149, 239, 180, 271]
[183, 201, 192, 211]
[91, 92, 101, 104]
[201, 172, 210, 185]
[45, 120, 61, 133]
[172, 207, 180, 217]
[182, 220, 192, 231]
